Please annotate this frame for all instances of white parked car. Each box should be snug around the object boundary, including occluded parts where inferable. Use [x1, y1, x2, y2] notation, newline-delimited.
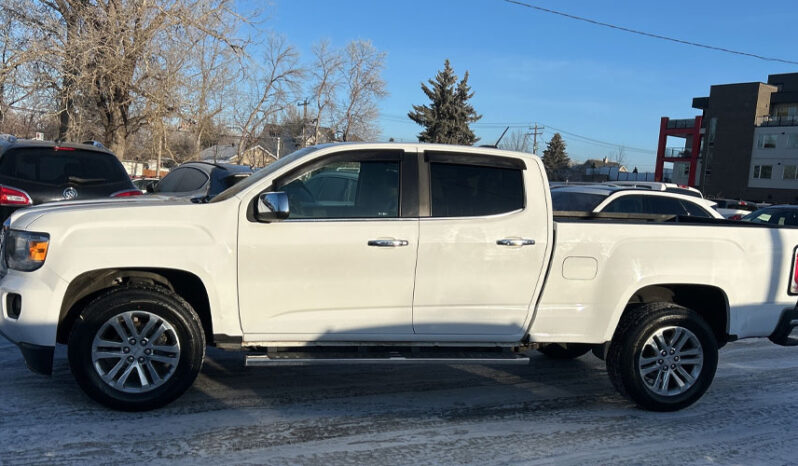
[551, 185, 722, 219]
[0, 143, 796, 413]
[605, 181, 704, 198]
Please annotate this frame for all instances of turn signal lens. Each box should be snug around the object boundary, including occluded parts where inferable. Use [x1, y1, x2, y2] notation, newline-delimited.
[28, 240, 48, 261]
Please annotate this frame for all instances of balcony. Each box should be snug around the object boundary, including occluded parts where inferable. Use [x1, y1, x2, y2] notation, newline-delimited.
[756, 115, 798, 127]
[666, 118, 697, 129]
[664, 147, 692, 158]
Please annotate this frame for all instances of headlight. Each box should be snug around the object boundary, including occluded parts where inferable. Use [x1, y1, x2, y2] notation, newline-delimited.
[5, 230, 50, 271]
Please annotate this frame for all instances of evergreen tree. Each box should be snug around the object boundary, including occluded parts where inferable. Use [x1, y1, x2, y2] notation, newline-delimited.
[542, 133, 571, 181]
[408, 59, 481, 145]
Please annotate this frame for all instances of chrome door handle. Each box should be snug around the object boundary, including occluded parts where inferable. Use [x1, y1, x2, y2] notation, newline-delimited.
[368, 239, 409, 247]
[496, 238, 535, 246]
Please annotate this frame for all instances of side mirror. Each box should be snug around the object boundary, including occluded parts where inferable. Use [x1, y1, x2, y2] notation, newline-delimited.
[256, 192, 289, 222]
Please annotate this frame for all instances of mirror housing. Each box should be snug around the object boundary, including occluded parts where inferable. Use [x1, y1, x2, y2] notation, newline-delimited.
[256, 192, 289, 222]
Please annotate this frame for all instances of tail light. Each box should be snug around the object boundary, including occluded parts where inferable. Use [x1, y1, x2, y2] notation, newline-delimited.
[0, 185, 32, 206]
[728, 214, 743, 221]
[111, 189, 143, 198]
[791, 247, 798, 295]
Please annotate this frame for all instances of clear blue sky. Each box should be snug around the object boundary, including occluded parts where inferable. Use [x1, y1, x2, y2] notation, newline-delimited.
[260, 0, 798, 171]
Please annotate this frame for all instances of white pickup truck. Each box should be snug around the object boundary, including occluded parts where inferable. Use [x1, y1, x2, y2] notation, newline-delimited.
[1, 142, 797, 412]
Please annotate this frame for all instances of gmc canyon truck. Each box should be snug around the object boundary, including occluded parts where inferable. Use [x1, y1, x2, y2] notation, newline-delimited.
[1, 143, 797, 412]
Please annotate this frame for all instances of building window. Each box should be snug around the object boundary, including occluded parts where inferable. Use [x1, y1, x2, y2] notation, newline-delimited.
[784, 165, 798, 180]
[754, 165, 773, 179]
[708, 118, 717, 146]
[757, 134, 778, 149]
[787, 134, 798, 149]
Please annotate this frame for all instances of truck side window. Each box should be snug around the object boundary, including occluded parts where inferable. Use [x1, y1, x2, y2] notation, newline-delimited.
[279, 160, 400, 219]
[429, 162, 524, 217]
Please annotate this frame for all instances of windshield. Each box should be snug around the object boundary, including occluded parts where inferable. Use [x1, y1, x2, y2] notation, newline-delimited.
[551, 190, 607, 211]
[210, 146, 323, 203]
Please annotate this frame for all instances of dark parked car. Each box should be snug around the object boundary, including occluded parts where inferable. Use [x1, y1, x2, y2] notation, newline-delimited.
[0, 135, 140, 222]
[151, 161, 253, 200]
[741, 205, 798, 226]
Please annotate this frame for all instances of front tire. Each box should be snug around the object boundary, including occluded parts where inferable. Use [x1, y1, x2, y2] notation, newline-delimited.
[68, 285, 205, 411]
[606, 303, 718, 411]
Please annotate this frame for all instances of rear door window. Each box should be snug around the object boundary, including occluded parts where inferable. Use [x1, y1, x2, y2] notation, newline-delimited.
[429, 163, 524, 217]
[0, 148, 127, 185]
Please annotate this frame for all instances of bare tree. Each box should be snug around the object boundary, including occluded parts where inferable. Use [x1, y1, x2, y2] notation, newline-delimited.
[233, 34, 303, 162]
[308, 40, 343, 145]
[334, 40, 387, 142]
[2, 0, 245, 158]
[498, 129, 532, 153]
[611, 145, 627, 168]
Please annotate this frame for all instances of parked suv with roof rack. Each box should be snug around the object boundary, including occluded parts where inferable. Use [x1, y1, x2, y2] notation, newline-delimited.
[0, 135, 140, 221]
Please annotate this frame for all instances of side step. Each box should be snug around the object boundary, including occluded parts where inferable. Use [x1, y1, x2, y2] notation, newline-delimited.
[770, 307, 798, 347]
[245, 350, 531, 367]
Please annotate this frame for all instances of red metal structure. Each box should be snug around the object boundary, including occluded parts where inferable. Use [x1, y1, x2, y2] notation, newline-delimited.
[654, 116, 703, 185]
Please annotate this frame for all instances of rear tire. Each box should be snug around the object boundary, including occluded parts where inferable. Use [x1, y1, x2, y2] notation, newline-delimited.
[68, 284, 205, 411]
[537, 343, 592, 359]
[606, 303, 718, 411]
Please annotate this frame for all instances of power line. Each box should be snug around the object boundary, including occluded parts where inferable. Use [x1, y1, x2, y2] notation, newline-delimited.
[504, 0, 798, 66]
[378, 114, 656, 154]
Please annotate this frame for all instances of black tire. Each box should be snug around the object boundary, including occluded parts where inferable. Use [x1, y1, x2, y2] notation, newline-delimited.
[606, 303, 718, 411]
[537, 343, 592, 359]
[68, 284, 205, 411]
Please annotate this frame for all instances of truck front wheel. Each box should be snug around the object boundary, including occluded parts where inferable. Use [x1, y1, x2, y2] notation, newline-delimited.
[67, 285, 205, 411]
[606, 303, 718, 411]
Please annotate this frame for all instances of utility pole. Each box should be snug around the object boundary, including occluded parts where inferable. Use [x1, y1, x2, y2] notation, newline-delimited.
[297, 98, 309, 147]
[530, 123, 545, 154]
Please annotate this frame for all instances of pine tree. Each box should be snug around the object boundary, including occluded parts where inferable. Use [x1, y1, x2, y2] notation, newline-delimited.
[542, 133, 571, 181]
[408, 59, 481, 145]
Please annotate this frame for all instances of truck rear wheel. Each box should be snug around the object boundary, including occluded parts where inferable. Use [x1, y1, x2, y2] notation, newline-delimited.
[606, 303, 718, 411]
[537, 343, 592, 359]
[67, 285, 205, 411]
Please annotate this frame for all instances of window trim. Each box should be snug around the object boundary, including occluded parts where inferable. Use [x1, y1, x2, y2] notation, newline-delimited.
[421, 151, 527, 219]
[248, 149, 418, 222]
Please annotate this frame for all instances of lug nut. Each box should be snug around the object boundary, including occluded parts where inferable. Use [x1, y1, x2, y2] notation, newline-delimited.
[140, 339, 148, 346]
[670, 348, 676, 354]
[144, 348, 152, 355]
[138, 357, 146, 363]
[660, 350, 667, 356]
[674, 356, 680, 362]
[129, 338, 137, 345]
[671, 364, 676, 369]
[657, 359, 664, 365]
[123, 347, 130, 354]
[127, 356, 135, 362]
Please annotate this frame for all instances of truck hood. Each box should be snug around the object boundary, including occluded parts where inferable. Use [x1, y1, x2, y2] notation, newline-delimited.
[8, 196, 193, 230]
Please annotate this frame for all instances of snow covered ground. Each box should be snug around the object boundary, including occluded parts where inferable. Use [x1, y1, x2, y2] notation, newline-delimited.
[2, 336, 798, 465]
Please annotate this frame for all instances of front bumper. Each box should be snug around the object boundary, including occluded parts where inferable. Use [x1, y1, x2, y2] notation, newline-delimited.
[0, 325, 53, 374]
[0, 268, 69, 375]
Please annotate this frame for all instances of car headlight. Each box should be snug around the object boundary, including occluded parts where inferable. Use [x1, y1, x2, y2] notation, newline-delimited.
[5, 230, 50, 271]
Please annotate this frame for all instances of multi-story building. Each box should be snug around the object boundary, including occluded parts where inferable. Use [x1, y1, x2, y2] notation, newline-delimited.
[658, 72, 798, 203]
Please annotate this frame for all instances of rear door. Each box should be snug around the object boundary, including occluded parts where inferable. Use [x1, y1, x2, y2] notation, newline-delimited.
[412, 151, 552, 336]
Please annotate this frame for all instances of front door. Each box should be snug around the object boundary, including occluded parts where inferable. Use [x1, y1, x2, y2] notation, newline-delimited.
[238, 149, 419, 339]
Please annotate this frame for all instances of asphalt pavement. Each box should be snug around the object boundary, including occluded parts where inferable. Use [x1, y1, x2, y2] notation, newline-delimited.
[1, 336, 797, 465]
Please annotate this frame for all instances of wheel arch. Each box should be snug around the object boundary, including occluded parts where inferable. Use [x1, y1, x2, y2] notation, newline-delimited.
[56, 268, 214, 346]
[610, 284, 730, 347]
